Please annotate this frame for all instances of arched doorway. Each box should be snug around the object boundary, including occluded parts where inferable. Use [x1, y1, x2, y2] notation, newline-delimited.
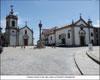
[61, 33, 66, 45]
[80, 36, 85, 46]
[62, 38, 66, 44]
[23, 35, 29, 46]
[79, 30, 86, 46]
[24, 39, 28, 46]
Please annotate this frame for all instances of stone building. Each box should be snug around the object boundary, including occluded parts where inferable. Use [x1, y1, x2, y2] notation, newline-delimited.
[2, 5, 34, 46]
[41, 15, 100, 47]
[0, 27, 3, 45]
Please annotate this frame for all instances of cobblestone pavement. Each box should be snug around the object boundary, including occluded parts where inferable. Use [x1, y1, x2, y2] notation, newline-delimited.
[74, 50, 99, 75]
[0, 46, 99, 75]
[91, 48, 99, 59]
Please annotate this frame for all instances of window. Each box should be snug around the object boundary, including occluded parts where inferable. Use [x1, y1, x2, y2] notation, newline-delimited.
[96, 40, 99, 45]
[45, 38, 48, 41]
[7, 21, 9, 27]
[91, 40, 94, 44]
[59, 35, 61, 39]
[96, 34, 98, 38]
[96, 29, 98, 32]
[47, 38, 48, 41]
[25, 30, 27, 34]
[12, 31, 14, 33]
[91, 33, 93, 36]
[80, 27, 83, 30]
[68, 33, 70, 39]
[12, 21, 15, 27]
[50, 36, 52, 40]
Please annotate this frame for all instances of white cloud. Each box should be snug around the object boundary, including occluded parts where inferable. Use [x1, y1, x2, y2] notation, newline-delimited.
[0, 19, 6, 28]
[18, 16, 25, 27]
[0, 16, 24, 28]
[14, 12, 19, 15]
[18, 16, 31, 27]
[94, 20, 100, 27]
[0, 19, 6, 32]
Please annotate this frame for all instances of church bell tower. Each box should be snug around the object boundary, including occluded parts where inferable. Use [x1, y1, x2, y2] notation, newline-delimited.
[6, 5, 18, 46]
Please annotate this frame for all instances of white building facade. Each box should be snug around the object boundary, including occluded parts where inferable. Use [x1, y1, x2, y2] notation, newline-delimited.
[41, 16, 100, 47]
[5, 6, 34, 46]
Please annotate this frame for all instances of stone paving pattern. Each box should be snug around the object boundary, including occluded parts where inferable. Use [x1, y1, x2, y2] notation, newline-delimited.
[1, 46, 99, 75]
[74, 50, 99, 75]
[91, 48, 99, 60]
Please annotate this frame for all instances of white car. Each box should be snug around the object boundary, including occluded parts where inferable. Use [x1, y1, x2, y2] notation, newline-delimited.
[56, 43, 66, 47]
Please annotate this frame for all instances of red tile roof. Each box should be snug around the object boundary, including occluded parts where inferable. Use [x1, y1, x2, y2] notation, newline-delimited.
[56, 24, 72, 31]
[42, 18, 100, 35]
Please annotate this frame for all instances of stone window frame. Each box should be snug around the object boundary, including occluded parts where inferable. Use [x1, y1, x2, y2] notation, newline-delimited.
[80, 27, 83, 30]
[12, 31, 15, 33]
[91, 40, 94, 44]
[68, 33, 70, 39]
[6, 21, 9, 27]
[91, 33, 93, 37]
[25, 30, 27, 34]
[59, 35, 61, 39]
[96, 34, 98, 38]
[50, 36, 52, 40]
[96, 29, 98, 32]
[96, 40, 99, 44]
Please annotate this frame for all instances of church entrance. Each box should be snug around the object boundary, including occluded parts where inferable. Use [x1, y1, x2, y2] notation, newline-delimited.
[24, 39, 28, 46]
[61, 38, 66, 44]
[80, 36, 85, 46]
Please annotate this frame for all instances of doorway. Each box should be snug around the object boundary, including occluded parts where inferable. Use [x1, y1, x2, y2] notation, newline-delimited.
[80, 36, 85, 46]
[62, 38, 66, 44]
[24, 39, 28, 46]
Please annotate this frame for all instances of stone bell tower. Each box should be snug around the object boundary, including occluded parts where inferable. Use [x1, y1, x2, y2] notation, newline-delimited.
[6, 5, 18, 46]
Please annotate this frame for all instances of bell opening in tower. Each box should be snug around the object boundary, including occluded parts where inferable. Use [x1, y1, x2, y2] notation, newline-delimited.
[12, 21, 15, 27]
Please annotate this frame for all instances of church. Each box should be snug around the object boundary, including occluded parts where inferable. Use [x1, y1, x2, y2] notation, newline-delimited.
[41, 15, 100, 47]
[1, 5, 34, 46]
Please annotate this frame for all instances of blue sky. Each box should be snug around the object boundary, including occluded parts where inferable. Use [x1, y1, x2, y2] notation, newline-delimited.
[1, 0, 99, 44]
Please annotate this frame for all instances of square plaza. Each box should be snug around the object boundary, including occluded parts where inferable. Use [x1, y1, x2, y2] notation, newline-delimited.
[1, 46, 99, 75]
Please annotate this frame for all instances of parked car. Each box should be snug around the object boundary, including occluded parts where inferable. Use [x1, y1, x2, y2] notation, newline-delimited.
[56, 43, 66, 47]
[0, 46, 3, 54]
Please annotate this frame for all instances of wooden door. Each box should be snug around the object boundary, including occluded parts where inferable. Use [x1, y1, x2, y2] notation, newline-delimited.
[80, 36, 85, 46]
[24, 39, 28, 46]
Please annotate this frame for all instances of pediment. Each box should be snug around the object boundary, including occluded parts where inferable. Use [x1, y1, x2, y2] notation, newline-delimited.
[75, 19, 88, 26]
[19, 26, 33, 33]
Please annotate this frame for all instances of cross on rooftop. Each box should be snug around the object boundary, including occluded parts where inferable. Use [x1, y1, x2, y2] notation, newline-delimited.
[11, 5, 13, 11]
[25, 21, 27, 26]
[80, 13, 82, 19]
